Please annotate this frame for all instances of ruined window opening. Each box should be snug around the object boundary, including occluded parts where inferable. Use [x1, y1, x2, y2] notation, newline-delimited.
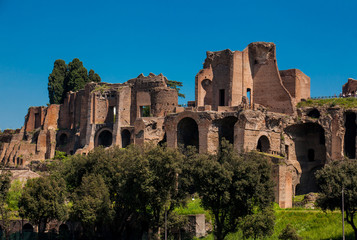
[177, 117, 199, 150]
[216, 116, 238, 145]
[308, 149, 315, 162]
[219, 89, 225, 106]
[140, 106, 151, 117]
[58, 134, 68, 146]
[257, 135, 270, 153]
[97, 130, 113, 147]
[121, 129, 131, 148]
[247, 88, 251, 106]
[34, 113, 41, 129]
[285, 145, 289, 159]
[344, 112, 356, 159]
[106, 106, 114, 123]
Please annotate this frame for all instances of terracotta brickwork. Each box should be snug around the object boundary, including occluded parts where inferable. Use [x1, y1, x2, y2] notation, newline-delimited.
[1, 42, 354, 209]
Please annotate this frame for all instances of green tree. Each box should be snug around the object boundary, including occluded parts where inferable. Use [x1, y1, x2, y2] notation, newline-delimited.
[241, 207, 275, 239]
[167, 80, 185, 98]
[88, 69, 101, 83]
[192, 141, 275, 240]
[48, 58, 101, 104]
[316, 160, 357, 240]
[19, 176, 68, 236]
[48, 59, 67, 104]
[0, 171, 12, 240]
[70, 174, 112, 240]
[117, 144, 186, 239]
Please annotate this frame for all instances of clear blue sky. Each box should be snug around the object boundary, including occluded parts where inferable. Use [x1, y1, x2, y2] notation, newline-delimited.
[0, 0, 356, 129]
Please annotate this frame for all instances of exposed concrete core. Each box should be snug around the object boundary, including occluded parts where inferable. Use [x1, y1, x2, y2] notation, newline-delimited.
[177, 117, 199, 149]
[344, 112, 356, 159]
[257, 135, 270, 153]
[121, 129, 131, 148]
[285, 123, 326, 195]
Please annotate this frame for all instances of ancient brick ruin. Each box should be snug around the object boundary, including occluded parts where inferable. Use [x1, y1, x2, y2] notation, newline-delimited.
[0, 42, 353, 208]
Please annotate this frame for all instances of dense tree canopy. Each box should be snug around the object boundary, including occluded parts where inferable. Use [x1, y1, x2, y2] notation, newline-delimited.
[0, 171, 12, 240]
[48, 58, 101, 104]
[191, 141, 275, 240]
[19, 176, 68, 235]
[15, 143, 277, 240]
[316, 160, 357, 240]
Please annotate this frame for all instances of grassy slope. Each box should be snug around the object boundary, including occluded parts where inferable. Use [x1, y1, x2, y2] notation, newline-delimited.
[297, 97, 357, 108]
[179, 199, 355, 240]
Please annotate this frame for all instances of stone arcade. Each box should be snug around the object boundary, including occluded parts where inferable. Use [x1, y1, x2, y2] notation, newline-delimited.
[0, 42, 352, 208]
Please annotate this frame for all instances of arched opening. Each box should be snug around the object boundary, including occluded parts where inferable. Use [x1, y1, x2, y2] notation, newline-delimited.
[247, 88, 251, 106]
[285, 123, 326, 195]
[257, 135, 270, 153]
[344, 112, 356, 159]
[177, 117, 199, 150]
[23, 223, 34, 232]
[214, 116, 238, 145]
[201, 79, 212, 106]
[307, 108, 320, 119]
[96, 130, 113, 147]
[59, 224, 70, 237]
[58, 133, 68, 146]
[121, 129, 131, 148]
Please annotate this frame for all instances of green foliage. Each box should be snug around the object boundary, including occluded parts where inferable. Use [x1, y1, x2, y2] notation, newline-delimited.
[174, 197, 209, 216]
[278, 224, 302, 240]
[71, 174, 112, 239]
[0, 170, 12, 240]
[297, 97, 357, 109]
[48, 59, 67, 105]
[7, 179, 23, 211]
[48, 58, 101, 104]
[191, 140, 275, 240]
[53, 150, 67, 160]
[19, 176, 68, 233]
[316, 160, 357, 239]
[167, 79, 185, 98]
[241, 207, 275, 239]
[54, 145, 189, 239]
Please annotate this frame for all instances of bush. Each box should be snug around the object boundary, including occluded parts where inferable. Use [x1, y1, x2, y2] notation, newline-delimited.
[278, 224, 302, 240]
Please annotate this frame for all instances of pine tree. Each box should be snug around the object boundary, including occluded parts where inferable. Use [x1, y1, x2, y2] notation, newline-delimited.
[48, 59, 67, 104]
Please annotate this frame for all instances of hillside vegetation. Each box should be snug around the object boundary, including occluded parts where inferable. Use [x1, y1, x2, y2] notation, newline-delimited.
[297, 97, 357, 108]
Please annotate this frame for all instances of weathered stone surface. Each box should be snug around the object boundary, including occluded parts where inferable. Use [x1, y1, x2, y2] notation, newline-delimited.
[1, 42, 354, 209]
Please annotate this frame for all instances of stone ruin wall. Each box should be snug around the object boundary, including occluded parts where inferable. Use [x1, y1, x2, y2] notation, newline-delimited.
[2, 42, 355, 209]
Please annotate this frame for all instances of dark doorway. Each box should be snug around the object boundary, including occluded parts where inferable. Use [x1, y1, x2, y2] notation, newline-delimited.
[177, 117, 199, 150]
[344, 112, 356, 159]
[23, 223, 34, 232]
[215, 116, 238, 145]
[58, 133, 68, 146]
[97, 130, 113, 147]
[285, 123, 326, 195]
[121, 129, 131, 148]
[257, 136, 270, 153]
[219, 89, 225, 106]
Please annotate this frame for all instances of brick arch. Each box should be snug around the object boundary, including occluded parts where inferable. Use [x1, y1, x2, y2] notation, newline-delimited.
[177, 117, 199, 150]
[94, 128, 113, 147]
[256, 135, 270, 153]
